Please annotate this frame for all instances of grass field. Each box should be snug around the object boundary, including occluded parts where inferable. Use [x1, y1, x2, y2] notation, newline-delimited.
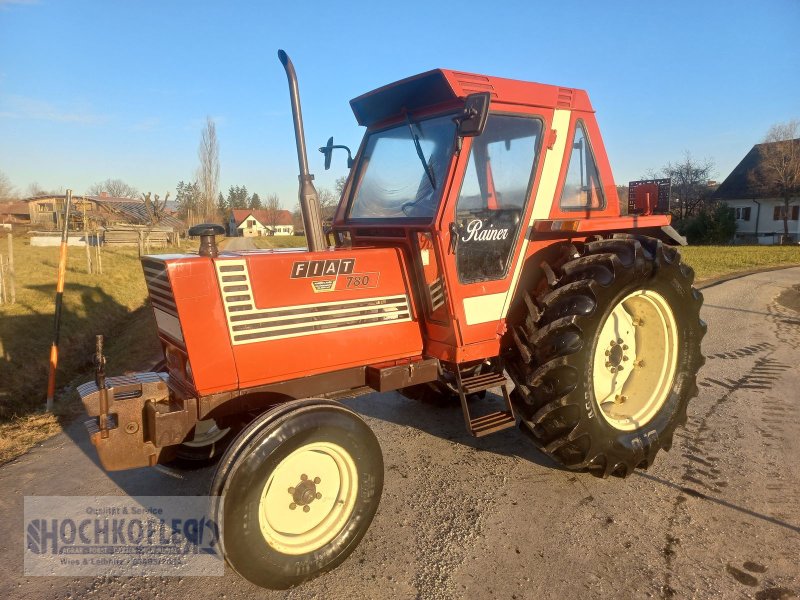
[0, 236, 190, 463]
[0, 237, 798, 464]
[223, 235, 308, 250]
[680, 245, 800, 281]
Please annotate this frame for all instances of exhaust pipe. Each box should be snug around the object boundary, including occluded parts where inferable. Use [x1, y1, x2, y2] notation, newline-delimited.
[278, 50, 327, 253]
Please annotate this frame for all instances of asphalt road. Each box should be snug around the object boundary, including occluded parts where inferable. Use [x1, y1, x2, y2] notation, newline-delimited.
[222, 236, 256, 251]
[1, 267, 799, 599]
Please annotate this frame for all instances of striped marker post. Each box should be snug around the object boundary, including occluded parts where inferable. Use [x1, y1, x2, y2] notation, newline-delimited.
[46, 189, 72, 412]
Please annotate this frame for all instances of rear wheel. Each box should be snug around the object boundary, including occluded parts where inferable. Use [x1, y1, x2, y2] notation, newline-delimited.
[211, 399, 383, 589]
[508, 236, 706, 477]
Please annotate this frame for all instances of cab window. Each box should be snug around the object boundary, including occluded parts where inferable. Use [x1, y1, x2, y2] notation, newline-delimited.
[559, 121, 605, 211]
[455, 114, 543, 283]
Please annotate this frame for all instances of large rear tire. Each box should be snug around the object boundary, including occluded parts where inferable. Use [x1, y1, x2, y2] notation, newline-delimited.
[211, 399, 383, 589]
[508, 236, 706, 477]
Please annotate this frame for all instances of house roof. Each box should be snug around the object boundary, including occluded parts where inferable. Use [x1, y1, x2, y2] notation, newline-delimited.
[714, 138, 800, 200]
[19, 194, 185, 229]
[0, 201, 30, 223]
[0, 201, 30, 215]
[232, 209, 293, 228]
[99, 200, 185, 230]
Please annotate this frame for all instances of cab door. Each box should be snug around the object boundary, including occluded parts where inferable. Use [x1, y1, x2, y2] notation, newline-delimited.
[436, 109, 551, 353]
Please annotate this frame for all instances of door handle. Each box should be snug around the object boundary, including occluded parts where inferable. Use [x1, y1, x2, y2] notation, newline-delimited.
[448, 222, 459, 254]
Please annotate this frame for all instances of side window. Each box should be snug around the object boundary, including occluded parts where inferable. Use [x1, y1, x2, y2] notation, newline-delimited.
[559, 121, 605, 210]
[455, 114, 543, 283]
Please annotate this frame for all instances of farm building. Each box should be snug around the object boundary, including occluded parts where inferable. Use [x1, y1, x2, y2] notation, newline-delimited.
[2, 194, 185, 245]
[714, 139, 800, 244]
[0, 201, 31, 226]
[230, 208, 294, 237]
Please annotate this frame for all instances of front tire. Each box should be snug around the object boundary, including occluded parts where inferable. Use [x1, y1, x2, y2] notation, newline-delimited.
[211, 399, 383, 589]
[508, 236, 706, 477]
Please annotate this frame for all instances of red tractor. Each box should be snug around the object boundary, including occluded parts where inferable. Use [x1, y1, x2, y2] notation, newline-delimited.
[78, 51, 705, 588]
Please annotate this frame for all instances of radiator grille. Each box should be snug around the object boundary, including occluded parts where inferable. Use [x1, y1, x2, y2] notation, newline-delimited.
[142, 259, 178, 317]
[429, 277, 445, 311]
[215, 259, 412, 345]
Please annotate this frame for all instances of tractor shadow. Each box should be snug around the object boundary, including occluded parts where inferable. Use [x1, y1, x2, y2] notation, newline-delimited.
[345, 389, 570, 472]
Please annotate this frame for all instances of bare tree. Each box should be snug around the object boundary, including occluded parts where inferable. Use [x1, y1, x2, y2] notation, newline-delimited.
[264, 193, 281, 234]
[661, 152, 715, 219]
[750, 120, 800, 242]
[26, 182, 48, 197]
[196, 116, 220, 222]
[0, 170, 15, 201]
[318, 188, 338, 222]
[87, 178, 138, 198]
[142, 192, 170, 225]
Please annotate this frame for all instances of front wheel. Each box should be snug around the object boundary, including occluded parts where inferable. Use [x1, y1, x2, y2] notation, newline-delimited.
[211, 399, 383, 589]
[508, 236, 706, 477]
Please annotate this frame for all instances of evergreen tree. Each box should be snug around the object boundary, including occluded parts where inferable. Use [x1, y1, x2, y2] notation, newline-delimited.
[175, 180, 201, 224]
[227, 185, 249, 209]
[249, 192, 262, 210]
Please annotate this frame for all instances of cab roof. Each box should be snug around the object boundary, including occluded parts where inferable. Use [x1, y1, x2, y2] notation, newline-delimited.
[350, 69, 593, 128]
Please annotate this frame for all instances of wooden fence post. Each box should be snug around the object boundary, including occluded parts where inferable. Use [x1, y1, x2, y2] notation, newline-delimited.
[84, 225, 93, 274]
[0, 253, 5, 304]
[6, 233, 15, 304]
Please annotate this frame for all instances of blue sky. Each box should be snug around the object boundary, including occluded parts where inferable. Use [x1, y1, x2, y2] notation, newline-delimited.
[1, 0, 798, 208]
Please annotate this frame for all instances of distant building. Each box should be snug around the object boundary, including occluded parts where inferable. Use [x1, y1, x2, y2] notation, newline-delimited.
[230, 209, 294, 237]
[15, 194, 183, 230]
[714, 140, 800, 244]
[0, 201, 31, 226]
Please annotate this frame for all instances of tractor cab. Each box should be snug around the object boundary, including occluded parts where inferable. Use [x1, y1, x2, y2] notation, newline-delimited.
[331, 69, 619, 364]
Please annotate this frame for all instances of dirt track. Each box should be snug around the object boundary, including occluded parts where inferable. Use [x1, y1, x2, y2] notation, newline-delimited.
[1, 267, 798, 599]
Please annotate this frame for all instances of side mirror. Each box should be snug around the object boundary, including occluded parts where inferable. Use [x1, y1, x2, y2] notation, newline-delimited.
[319, 137, 354, 170]
[455, 92, 491, 137]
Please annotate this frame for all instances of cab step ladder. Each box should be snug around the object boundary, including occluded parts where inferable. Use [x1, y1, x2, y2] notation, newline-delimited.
[455, 368, 516, 437]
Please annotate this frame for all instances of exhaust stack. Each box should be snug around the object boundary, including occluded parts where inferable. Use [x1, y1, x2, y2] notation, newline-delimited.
[278, 50, 327, 253]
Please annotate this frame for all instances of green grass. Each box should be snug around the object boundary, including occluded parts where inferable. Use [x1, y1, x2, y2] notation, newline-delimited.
[233, 235, 308, 250]
[680, 245, 800, 281]
[0, 236, 191, 463]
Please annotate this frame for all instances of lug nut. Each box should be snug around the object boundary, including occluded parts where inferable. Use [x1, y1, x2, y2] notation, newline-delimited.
[617, 338, 623, 344]
[314, 477, 321, 484]
[622, 356, 629, 361]
[610, 367, 617, 373]
[605, 350, 610, 356]
[300, 474, 308, 481]
[618, 365, 624, 372]
[289, 503, 297, 510]
[315, 492, 322, 499]
[622, 344, 629, 350]
[288, 487, 295, 494]
[303, 505, 310, 513]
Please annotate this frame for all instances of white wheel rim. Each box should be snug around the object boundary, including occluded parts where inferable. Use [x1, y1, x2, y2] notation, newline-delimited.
[258, 441, 358, 555]
[182, 419, 231, 448]
[592, 290, 679, 431]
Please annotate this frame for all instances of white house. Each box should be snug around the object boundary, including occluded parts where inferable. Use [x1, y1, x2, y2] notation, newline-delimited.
[230, 209, 294, 237]
[714, 140, 799, 244]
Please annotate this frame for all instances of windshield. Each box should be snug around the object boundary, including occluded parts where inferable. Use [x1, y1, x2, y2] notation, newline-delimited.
[348, 114, 456, 219]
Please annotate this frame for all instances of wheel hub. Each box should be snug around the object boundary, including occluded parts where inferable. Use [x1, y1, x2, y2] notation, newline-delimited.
[289, 475, 323, 511]
[605, 340, 630, 372]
